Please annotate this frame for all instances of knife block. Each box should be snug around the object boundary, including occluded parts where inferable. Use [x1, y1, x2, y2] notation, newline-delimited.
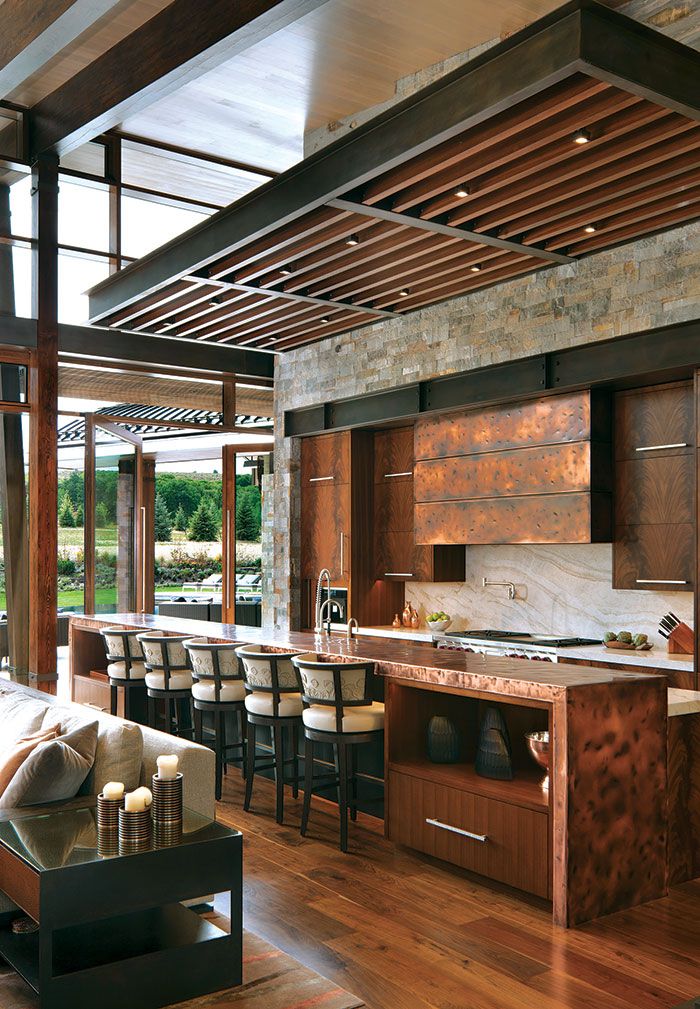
[667, 622, 695, 655]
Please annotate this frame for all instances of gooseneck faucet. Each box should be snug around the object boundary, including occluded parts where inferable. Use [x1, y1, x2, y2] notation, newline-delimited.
[314, 568, 332, 633]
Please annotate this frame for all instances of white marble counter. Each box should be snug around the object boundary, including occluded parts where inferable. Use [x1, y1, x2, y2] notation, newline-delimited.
[668, 688, 700, 717]
[555, 644, 695, 672]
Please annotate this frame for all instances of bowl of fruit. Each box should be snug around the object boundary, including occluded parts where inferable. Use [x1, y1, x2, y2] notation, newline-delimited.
[603, 631, 652, 651]
[427, 612, 452, 633]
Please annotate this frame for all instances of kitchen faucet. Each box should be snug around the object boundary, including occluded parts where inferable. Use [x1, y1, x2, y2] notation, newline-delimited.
[314, 568, 332, 633]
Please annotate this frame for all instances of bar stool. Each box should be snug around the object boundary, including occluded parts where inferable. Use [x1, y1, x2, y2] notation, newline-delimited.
[235, 644, 303, 825]
[291, 653, 384, 852]
[137, 632, 194, 738]
[100, 627, 147, 719]
[183, 637, 247, 800]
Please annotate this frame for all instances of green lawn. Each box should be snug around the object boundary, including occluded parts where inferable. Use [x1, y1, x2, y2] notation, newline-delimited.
[58, 527, 118, 549]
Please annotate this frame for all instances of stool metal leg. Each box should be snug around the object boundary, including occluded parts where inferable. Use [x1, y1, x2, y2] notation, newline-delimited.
[273, 722, 284, 824]
[243, 720, 256, 811]
[214, 709, 223, 802]
[301, 737, 314, 836]
[238, 708, 247, 779]
[194, 706, 203, 745]
[147, 693, 156, 729]
[110, 684, 118, 717]
[291, 723, 299, 799]
[338, 742, 349, 853]
[350, 744, 358, 822]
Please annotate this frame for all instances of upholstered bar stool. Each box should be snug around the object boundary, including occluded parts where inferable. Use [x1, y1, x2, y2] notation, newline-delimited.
[183, 637, 247, 800]
[235, 644, 303, 825]
[137, 632, 194, 738]
[100, 626, 147, 719]
[291, 653, 384, 852]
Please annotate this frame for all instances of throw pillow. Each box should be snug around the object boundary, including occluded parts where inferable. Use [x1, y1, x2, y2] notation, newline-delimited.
[0, 725, 60, 797]
[0, 695, 51, 748]
[0, 721, 98, 809]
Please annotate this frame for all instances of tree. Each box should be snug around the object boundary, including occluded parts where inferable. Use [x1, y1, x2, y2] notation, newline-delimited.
[154, 494, 173, 542]
[95, 502, 109, 528]
[59, 494, 75, 528]
[188, 499, 219, 542]
[236, 493, 258, 542]
[173, 504, 187, 531]
[74, 502, 84, 527]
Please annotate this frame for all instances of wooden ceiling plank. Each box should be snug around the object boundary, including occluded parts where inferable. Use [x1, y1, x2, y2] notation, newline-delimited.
[242, 309, 375, 349]
[221, 280, 401, 319]
[181, 298, 324, 342]
[552, 190, 700, 252]
[370, 253, 529, 309]
[501, 144, 700, 240]
[569, 202, 700, 256]
[394, 87, 641, 215]
[449, 116, 698, 229]
[0, 0, 123, 100]
[268, 315, 385, 352]
[232, 306, 350, 345]
[390, 259, 543, 312]
[361, 74, 608, 205]
[136, 291, 263, 336]
[29, 0, 336, 156]
[105, 279, 198, 327]
[532, 170, 700, 247]
[128, 285, 229, 332]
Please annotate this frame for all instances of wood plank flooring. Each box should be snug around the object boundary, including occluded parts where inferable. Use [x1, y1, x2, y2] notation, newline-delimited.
[218, 771, 700, 1009]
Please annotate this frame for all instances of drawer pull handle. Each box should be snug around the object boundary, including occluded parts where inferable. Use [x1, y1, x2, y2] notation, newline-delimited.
[384, 471, 412, 478]
[384, 572, 414, 578]
[635, 443, 688, 452]
[425, 818, 488, 843]
[83, 702, 107, 712]
[309, 475, 334, 482]
[636, 579, 688, 585]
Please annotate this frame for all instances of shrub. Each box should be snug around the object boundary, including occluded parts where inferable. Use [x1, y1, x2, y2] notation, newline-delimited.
[95, 502, 109, 528]
[58, 495, 75, 528]
[236, 494, 258, 542]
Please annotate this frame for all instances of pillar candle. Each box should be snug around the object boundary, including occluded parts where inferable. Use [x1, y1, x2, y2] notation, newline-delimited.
[133, 786, 152, 808]
[103, 781, 124, 800]
[157, 754, 179, 780]
[124, 791, 146, 812]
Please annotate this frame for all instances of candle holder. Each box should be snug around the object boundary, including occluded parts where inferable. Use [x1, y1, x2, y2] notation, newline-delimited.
[153, 820, 183, 848]
[97, 793, 123, 856]
[118, 807, 152, 854]
[152, 771, 183, 828]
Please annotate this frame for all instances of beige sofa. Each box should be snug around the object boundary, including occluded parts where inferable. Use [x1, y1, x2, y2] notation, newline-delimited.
[0, 678, 216, 914]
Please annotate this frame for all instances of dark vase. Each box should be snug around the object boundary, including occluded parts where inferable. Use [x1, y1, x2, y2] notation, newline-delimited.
[427, 715, 460, 763]
[475, 705, 513, 780]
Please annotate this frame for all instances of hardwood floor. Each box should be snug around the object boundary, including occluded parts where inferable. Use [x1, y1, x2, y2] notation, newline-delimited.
[218, 770, 700, 1009]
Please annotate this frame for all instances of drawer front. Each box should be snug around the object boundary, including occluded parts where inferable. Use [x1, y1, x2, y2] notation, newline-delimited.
[615, 456, 694, 525]
[613, 523, 694, 591]
[301, 432, 350, 485]
[388, 772, 549, 898]
[0, 844, 40, 920]
[374, 428, 414, 484]
[616, 383, 694, 460]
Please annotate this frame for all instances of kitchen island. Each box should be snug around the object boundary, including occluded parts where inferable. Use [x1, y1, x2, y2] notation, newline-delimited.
[69, 612, 685, 928]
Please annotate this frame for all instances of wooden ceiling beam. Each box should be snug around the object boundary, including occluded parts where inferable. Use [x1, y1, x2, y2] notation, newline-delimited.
[204, 276, 402, 320]
[240, 309, 377, 350]
[136, 291, 259, 336]
[329, 198, 574, 265]
[182, 298, 324, 343]
[229, 306, 349, 345]
[390, 259, 543, 313]
[565, 198, 700, 255]
[172, 293, 285, 339]
[0, 0, 123, 100]
[371, 253, 530, 310]
[274, 221, 409, 290]
[29, 0, 334, 157]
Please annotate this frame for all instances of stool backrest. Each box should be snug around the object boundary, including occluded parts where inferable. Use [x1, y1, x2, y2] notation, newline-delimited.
[291, 653, 374, 734]
[100, 627, 145, 681]
[184, 637, 245, 703]
[137, 632, 190, 690]
[235, 644, 301, 718]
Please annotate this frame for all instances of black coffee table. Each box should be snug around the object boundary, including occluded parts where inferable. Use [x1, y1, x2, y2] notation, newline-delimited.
[0, 798, 242, 1009]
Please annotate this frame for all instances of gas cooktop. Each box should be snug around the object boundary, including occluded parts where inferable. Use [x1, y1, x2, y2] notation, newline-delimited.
[441, 630, 601, 648]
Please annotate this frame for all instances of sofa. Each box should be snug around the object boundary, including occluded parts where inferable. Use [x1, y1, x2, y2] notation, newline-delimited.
[0, 678, 216, 914]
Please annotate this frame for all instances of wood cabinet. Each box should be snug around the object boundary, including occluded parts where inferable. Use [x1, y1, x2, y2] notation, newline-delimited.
[414, 391, 612, 545]
[300, 432, 350, 583]
[613, 381, 694, 591]
[374, 427, 465, 582]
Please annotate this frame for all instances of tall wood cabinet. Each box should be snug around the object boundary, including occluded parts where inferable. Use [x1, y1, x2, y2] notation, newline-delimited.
[613, 381, 695, 591]
[374, 427, 465, 582]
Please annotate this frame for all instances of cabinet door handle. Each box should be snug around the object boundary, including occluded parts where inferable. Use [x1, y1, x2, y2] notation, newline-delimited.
[636, 578, 688, 585]
[425, 818, 487, 843]
[384, 471, 412, 478]
[340, 531, 344, 574]
[635, 443, 688, 452]
[309, 475, 334, 482]
[384, 572, 414, 578]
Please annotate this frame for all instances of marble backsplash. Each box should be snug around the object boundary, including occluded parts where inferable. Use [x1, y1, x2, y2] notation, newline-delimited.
[408, 544, 694, 648]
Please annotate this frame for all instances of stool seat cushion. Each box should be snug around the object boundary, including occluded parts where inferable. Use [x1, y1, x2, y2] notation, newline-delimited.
[303, 701, 385, 734]
[192, 679, 246, 704]
[245, 691, 303, 718]
[108, 660, 147, 681]
[145, 671, 193, 692]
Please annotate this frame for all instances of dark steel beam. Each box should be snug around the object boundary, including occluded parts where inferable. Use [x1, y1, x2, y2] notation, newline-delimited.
[284, 320, 700, 436]
[29, 0, 334, 157]
[328, 198, 574, 266]
[204, 275, 401, 319]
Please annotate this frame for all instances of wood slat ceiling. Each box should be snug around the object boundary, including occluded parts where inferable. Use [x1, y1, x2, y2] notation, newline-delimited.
[89, 6, 700, 352]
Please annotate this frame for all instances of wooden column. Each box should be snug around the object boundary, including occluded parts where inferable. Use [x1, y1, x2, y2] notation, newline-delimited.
[0, 184, 29, 672]
[30, 153, 59, 689]
[83, 415, 95, 613]
[222, 377, 236, 429]
[222, 444, 236, 624]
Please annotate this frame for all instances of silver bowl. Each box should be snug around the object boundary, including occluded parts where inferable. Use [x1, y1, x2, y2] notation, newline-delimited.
[525, 730, 550, 790]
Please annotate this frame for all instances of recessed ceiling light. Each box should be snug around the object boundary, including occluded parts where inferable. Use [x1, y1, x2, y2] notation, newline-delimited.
[573, 128, 591, 145]
[279, 265, 293, 276]
[209, 295, 223, 307]
[584, 224, 597, 233]
[470, 264, 482, 273]
[399, 288, 410, 297]
[346, 234, 360, 246]
[320, 316, 330, 323]
[454, 184, 469, 198]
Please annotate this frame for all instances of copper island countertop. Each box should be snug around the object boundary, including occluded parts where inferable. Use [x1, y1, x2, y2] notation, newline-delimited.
[73, 613, 668, 703]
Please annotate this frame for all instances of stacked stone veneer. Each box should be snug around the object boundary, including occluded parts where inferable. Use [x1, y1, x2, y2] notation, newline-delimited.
[264, 221, 700, 629]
